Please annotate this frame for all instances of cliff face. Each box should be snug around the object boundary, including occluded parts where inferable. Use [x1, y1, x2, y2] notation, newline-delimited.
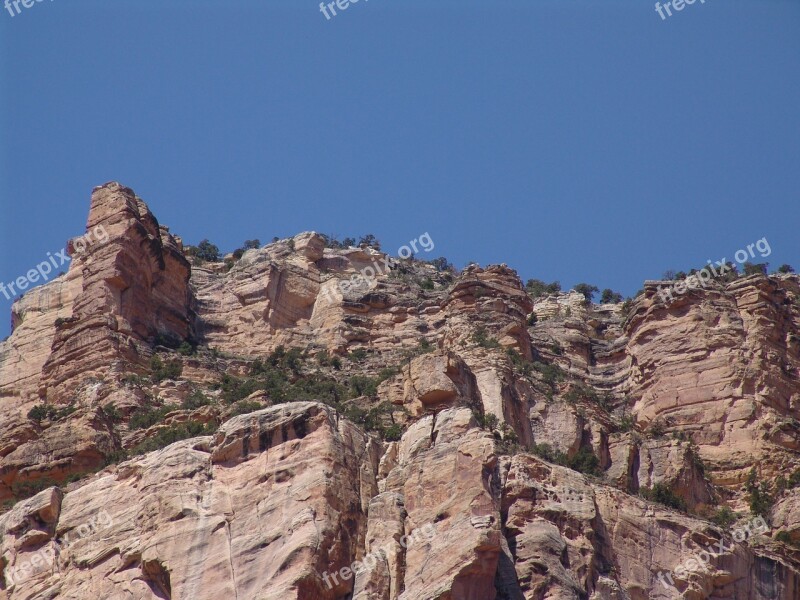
[0, 183, 799, 599]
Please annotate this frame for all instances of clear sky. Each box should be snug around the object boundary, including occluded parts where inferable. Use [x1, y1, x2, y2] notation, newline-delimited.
[1, 0, 799, 338]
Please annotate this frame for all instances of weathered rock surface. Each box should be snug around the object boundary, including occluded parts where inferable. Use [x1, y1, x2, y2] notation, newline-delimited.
[40, 182, 192, 404]
[1, 403, 381, 600]
[378, 351, 480, 417]
[2, 403, 797, 599]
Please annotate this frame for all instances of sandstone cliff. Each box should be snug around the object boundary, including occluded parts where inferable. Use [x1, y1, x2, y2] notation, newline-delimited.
[1, 183, 798, 599]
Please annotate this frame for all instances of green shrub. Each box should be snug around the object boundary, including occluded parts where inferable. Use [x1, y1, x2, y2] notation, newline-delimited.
[527, 312, 538, 326]
[57, 404, 77, 419]
[472, 327, 500, 349]
[220, 362, 351, 406]
[153, 332, 182, 349]
[122, 374, 148, 387]
[496, 425, 521, 456]
[27, 403, 75, 422]
[340, 402, 400, 438]
[563, 384, 610, 410]
[11, 478, 60, 500]
[429, 257, 454, 272]
[524, 279, 561, 298]
[563, 385, 588, 404]
[474, 411, 499, 431]
[322, 235, 355, 249]
[745, 467, 773, 517]
[348, 348, 368, 362]
[228, 401, 265, 417]
[687, 445, 706, 476]
[648, 419, 667, 438]
[777, 264, 794, 274]
[177, 341, 196, 356]
[383, 423, 403, 441]
[129, 404, 179, 430]
[788, 467, 800, 488]
[377, 366, 401, 383]
[640, 483, 686, 511]
[531, 443, 568, 465]
[621, 298, 633, 316]
[567, 447, 602, 476]
[261, 346, 304, 371]
[349, 375, 379, 398]
[182, 389, 212, 410]
[533, 361, 564, 386]
[314, 349, 345, 370]
[150, 356, 183, 383]
[776, 531, 792, 544]
[249, 358, 268, 375]
[316, 350, 332, 366]
[65, 471, 90, 484]
[507, 349, 533, 376]
[28, 404, 56, 422]
[131, 421, 218, 455]
[617, 413, 635, 432]
[102, 403, 123, 423]
[419, 277, 435, 290]
[103, 449, 129, 465]
[402, 338, 435, 361]
[218, 374, 264, 404]
[710, 506, 737, 529]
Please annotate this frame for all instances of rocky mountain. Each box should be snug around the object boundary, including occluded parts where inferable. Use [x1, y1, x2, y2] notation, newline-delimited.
[1, 182, 799, 599]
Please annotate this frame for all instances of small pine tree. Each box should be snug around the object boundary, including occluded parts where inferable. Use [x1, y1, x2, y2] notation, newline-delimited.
[745, 467, 773, 517]
[195, 239, 220, 262]
[600, 289, 623, 304]
[525, 279, 561, 298]
[574, 283, 599, 303]
[358, 235, 381, 250]
[743, 262, 768, 276]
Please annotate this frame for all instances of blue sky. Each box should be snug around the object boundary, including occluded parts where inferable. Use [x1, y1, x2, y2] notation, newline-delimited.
[1, 0, 799, 338]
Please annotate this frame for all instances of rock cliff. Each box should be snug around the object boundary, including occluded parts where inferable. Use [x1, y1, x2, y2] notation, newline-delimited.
[1, 183, 798, 599]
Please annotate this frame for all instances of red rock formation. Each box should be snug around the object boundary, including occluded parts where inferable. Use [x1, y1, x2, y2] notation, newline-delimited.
[40, 182, 192, 404]
[1, 184, 799, 598]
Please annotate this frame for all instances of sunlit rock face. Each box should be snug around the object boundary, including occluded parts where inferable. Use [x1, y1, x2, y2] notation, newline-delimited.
[1, 184, 799, 598]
